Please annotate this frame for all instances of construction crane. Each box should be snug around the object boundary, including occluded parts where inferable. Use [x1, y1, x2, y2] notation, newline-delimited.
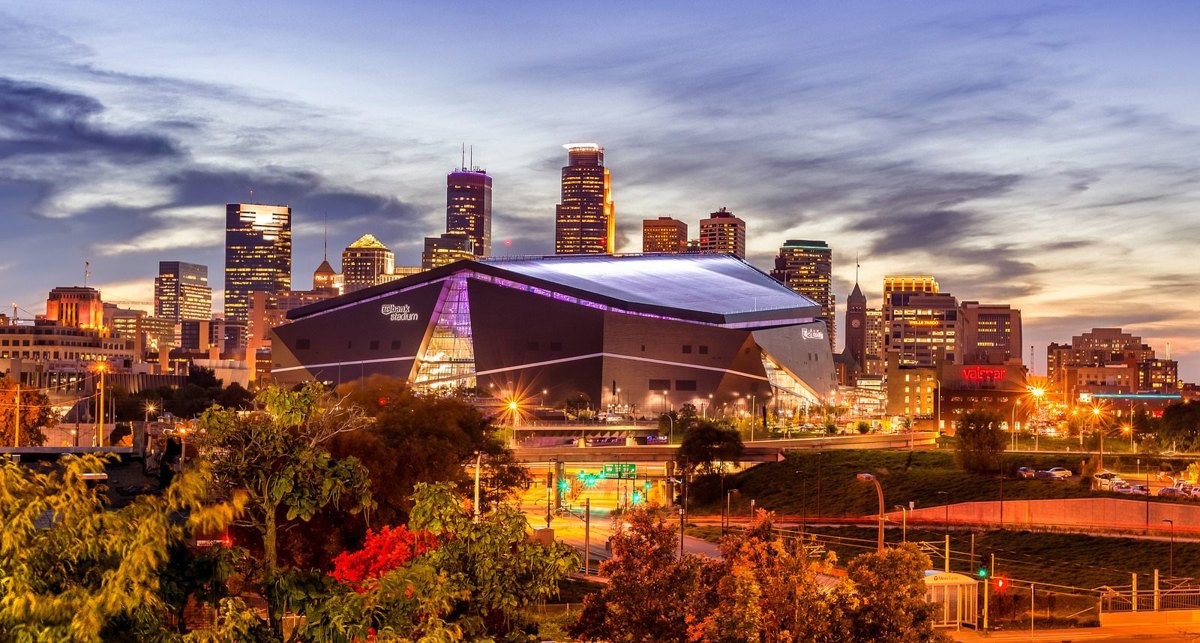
[9, 302, 36, 323]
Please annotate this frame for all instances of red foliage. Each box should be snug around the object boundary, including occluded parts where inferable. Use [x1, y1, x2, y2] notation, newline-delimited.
[330, 525, 438, 588]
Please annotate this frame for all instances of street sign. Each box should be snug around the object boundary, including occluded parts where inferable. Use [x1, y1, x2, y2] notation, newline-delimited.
[602, 463, 637, 479]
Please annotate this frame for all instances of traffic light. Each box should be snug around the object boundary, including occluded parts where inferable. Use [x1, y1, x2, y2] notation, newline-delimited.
[546, 472, 553, 488]
[631, 490, 644, 505]
[558, 479, 570, 492]
[977, 567, 989, 579]
[994, 577, 1007, 592]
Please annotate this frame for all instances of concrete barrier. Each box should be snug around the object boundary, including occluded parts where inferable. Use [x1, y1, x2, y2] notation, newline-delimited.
[886, 497, 1200, 537]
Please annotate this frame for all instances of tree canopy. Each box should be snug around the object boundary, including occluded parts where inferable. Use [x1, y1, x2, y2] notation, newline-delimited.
[0, 376, 56, 447]
[954, 409, 1007, 473]
[677, 420, 745, 475]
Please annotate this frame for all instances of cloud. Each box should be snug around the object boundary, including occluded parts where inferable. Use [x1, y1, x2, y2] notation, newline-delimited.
[0, 77, 180, 161]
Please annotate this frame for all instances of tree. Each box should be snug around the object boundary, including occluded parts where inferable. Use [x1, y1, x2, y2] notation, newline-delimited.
[196, 383, 374, 638]
[0, 376, 56, 446]
[954, 409, 1007, 473]
[843, 544, 948, 643]
[677, 420, 745, 475]
[692, 510, 849, 643]
[328, 525, 437, 589]
[570, 507, 718, 643]
[304, 482, 577, 641]
[0, 454, 240, 641]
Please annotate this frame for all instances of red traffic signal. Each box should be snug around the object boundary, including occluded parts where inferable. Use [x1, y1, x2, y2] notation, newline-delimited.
[994, 577, 1007, 591]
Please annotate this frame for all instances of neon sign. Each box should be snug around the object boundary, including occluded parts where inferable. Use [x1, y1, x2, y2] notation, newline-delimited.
[381, 303, 419, 322]
[962, 366, 1005, 382]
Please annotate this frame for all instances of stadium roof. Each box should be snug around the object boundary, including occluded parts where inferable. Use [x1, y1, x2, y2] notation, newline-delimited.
[290, 253, 821, 326]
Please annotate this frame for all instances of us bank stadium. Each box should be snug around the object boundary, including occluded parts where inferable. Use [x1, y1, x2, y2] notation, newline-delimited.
[270, 254, 836, 414]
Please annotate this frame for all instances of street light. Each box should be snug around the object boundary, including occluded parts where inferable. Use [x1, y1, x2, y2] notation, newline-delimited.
[857, 473, 885, 553]
[936, 490, 950, 533]
[1027, 386, 1045, 451]
[1123, 424, 1133, 452]
[144, 401, 157, 425]
[94, 361, 108, 447]
[893, 504, 909, 542]
[1092, 405, 1105, 471]
[1164, 519, 1175, 578]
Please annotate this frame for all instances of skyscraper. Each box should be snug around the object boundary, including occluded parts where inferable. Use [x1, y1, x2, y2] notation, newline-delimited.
[771, 240, 834, 347]
[45, 286, 104, 329]
[422, 233, 476, 270]
[447, 165, 492, 257]
[882, 275, 959, 367]
[642, 217, 688, 253]
[959, 301, 1023, 365]
[224, 203, 292, 325]
[341, 234, 395, 293]
[555, 143, 614, 255]
[699, 207, 746, 258]
[155, 261, 212, 322]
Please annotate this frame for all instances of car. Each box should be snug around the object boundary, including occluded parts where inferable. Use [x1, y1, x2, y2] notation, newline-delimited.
[1017, 467, 1036, 479]
[1034, 469, 1064, 480]
[1113, 482, 1134, 494]
[1189, 487, 1200, 499]
[1093, 472, 1125, 490]
[1159, 487, 1183, 497]
[1045, 467, 1072, 479]
[1130, 485, 1151, 496]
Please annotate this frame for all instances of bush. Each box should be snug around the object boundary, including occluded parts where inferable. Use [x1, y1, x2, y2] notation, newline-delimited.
[856, 421, 870, 434]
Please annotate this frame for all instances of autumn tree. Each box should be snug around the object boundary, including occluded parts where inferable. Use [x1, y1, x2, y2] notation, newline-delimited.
[0, 376, 56, 447]
[195, 383, 374, 638]
[303, 482, 577, 641]
[954, 409, 1007, 473]
[0, 454, 240, 641]
[570, 507, 718, 642]
[677, 420, 745, 475]
[843, 544, 947, 643]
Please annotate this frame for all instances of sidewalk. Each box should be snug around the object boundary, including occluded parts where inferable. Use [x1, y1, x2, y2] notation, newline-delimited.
[950, 623, 1200, 642]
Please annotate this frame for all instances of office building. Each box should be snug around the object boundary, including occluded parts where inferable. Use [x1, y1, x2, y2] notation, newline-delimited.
[105, 305, 175, 359]
[882, 275, 959, 367]
[447, 166, 492, 258]
[422, 233, 476, 270]
[959, 301, 1023, 365]
[864, 308, 885, 376]
[698, 207, 746, 259]
[271, 254, 836, 408]
[45, 286, 105, 330]
[555, 143, 614, 255]
[771, 240, 834, 347]
[342, 234, 395, 293]
[312, 258, 342, 295]
[642, 217, 688, 253]
[154, 261, 212, 322]
[1048, 328, 1175, 404]
[224, 203, 292, 325]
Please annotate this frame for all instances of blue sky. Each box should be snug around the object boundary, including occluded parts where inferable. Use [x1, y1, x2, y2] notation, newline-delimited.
[1, 2, 1198, 379]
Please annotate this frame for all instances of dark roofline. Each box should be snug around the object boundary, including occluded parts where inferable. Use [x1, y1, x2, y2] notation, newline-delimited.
[288, 254, 821, 325]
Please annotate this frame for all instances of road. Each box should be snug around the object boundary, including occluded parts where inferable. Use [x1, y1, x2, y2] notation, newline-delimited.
[951, 623, 1200, 642]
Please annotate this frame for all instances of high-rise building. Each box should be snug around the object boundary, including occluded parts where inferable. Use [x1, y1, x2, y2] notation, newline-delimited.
[422, 233, 475, 270]
[864, 308, 885, 375]
[771, 240, 834, 347]
[960, 301, 1023, 365]
[1047, 328, 1161, 399]
[341, 234, 395, 293]
[446, 166, 492, 258]
[312, 259, 342, 295]
[642, 217, 688, 253]
[555, 143, 614, 255]
[698, 207, 746, 259]
[224, 203, 292, 325]
[45, 286, 105, 329]
[882, 275, 959, 367]
[155, 261, 212, 322]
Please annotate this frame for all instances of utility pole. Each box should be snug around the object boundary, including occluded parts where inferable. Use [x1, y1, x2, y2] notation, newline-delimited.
[473, 451, 482, 523]
[95, 364, 107, 447]
[13, 381, 20, 448]
[584, 497, 591, 575]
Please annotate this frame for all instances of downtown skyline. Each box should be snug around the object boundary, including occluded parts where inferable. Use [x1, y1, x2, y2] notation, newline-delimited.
[1, 2, 1198, 379]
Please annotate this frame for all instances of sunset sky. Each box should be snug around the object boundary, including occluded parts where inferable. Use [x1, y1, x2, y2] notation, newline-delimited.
[2, 2, 1198, 379]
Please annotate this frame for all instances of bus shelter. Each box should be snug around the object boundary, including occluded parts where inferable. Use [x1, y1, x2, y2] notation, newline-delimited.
[924, 570, 979, 629]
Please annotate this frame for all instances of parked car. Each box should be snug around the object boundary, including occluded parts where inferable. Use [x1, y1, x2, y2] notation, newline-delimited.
[1130, 485, 1151, 496]
[1159, 487, 1184, 497]
[1045, 467, 1072, 479]
[1017, 467, 1036, 479]
[1034, 469, 1064, 480]
[1113, 482, 1134, 494]
[1189, 487, 1200, 499]
[1094, 472, 1124, 489]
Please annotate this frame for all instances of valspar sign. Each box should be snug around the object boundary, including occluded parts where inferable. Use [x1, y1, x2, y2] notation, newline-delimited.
[381, 303, 419, 322]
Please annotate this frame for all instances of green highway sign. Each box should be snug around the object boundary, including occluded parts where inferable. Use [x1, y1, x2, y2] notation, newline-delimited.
[602, 463, 637, 479]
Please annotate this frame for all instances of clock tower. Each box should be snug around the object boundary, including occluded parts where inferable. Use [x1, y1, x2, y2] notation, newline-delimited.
[845, 280, 867, 369]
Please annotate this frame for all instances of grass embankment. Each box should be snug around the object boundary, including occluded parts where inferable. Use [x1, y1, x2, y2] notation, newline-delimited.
[686, 524, 1200, 589]
[696, 450, 1192, 519]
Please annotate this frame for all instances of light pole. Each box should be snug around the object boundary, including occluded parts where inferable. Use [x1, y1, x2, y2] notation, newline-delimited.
[1164, 519, 1175, 578]
[1092, 406, 1104, 471]
[473, 451, 482, 523]
[662, 390, 669, 415]
[666, 413, 675, 444]
[893, 504, 908, 542]
[934, 378, 942, 433]
[936, 490, 950, 533]
[857, 473, 885, 553]
[1124, 424, 1133, 452]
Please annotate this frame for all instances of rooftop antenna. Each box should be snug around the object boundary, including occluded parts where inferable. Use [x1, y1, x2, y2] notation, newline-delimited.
[323, 213, 329, 261]
[84, 260, 90, 287]
[855, 252, 860, 284]
[249, 187, 255, 201]
[1166, 341, 1171, 360]
[469, 144, 474, 170]
[461, 142, 466, 171]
